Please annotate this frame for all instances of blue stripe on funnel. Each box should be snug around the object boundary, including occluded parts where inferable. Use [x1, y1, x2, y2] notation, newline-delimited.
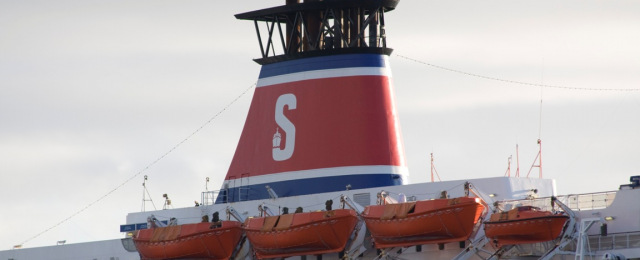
[215, 173, 403, 204]
[259, 54, 388, 79]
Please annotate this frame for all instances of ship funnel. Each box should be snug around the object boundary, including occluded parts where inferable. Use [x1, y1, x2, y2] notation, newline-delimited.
[217, 0, 407, 203]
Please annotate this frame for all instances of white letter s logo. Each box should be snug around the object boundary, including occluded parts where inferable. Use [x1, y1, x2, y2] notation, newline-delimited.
[272, 93, 296, 161]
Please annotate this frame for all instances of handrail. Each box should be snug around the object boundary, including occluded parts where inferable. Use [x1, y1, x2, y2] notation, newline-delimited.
[201, 190, 222, 206]
[563, 231, 640, 252]
[492, 191, 617, 212]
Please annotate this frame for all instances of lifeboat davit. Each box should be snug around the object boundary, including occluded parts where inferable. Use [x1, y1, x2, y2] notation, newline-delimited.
[243, 209, 359, 259]
[133, 221, 243, 260]
[362, 197, 485, 248]
[484, 205, 569, 247]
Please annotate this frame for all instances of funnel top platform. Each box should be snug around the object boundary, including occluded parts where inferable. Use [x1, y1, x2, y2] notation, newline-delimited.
[236, 0, 400, 65]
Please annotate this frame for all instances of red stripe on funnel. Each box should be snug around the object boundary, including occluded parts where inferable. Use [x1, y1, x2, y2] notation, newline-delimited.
[226, 75, 405, 180]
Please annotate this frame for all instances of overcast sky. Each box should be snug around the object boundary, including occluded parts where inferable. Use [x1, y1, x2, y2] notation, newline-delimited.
[1, 0, 639, 250]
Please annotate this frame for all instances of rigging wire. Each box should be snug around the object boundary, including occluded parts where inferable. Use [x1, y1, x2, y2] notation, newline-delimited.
[393, 54, 640, 92]
[19, 54, 634, 246]
[17, 82, 257, 247]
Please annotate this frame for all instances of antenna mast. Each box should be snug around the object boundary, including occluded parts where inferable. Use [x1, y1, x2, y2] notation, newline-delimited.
[430, 153, 441, 182]
[527, 85, 544, 179]
[527, 139, 543, 178]
[515, 144, 521, 177]
[504, 155, 512, 177]
[141, 175, 157, 212]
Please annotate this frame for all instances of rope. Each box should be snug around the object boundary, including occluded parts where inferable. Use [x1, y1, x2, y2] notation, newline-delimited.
[393, 54, 640, 92]
[18, 82, 256, 247]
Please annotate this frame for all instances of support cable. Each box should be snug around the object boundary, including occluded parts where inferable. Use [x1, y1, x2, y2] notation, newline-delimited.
[394, 54, 640, 92]
[17, 82, 256, 247]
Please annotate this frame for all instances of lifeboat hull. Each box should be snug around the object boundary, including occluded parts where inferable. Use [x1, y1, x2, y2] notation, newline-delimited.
[244, 209, 358, 259]
[484, 215, 569, 247]
[133, 221, 243, 260]
[362, 197, 485, 248]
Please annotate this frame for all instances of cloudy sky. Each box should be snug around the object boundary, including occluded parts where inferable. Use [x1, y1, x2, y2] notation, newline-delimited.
[1, 0, 639, 250]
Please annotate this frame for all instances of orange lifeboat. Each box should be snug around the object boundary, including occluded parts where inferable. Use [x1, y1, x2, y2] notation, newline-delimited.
[133, 221, 243, 260]
[362, 197, 485, 248]
[243, 209, 359, 259]
[484, 206, 569, 247]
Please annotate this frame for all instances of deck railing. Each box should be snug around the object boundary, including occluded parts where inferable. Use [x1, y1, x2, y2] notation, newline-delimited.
[563, 231, 640, 252]
[201, 190, 220, 206]
[493, 191, 617, 212]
